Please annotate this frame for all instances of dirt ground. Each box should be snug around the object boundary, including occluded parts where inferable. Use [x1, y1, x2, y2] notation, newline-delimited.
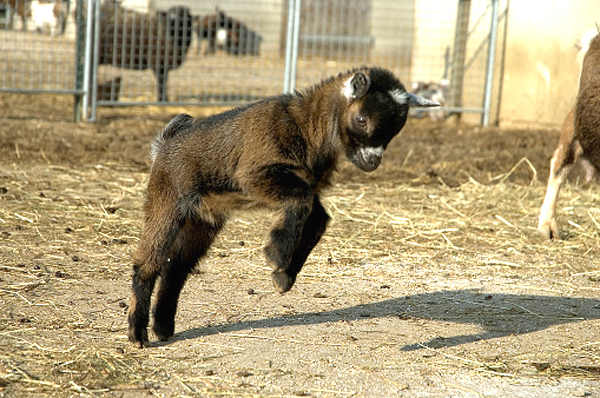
[0, 93, 599, 398]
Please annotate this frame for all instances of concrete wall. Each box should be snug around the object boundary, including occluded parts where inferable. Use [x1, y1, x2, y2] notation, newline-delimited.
[500, 0, 600, 127]
[411, 0, 454, 83]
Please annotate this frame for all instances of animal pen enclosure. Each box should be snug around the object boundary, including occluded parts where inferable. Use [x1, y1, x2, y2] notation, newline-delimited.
[0, 0, 508, 123]
[4, 2, 600, 397]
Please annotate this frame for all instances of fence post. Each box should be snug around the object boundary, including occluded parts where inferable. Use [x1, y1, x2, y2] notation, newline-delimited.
[283, 0, 301, 94]
[73, 0, 85, 122]
[82, 0, 95, 122]
[448, 0, 471, 122]
[89, 0, 101, 122]
[481, 0, 499, 127]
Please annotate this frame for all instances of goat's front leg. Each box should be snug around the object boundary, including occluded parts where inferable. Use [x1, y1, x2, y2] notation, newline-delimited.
[538, 158, 570, 240]
[251, 164, 324, 292]
[273, 196, 329, 292]
[265, 199, 313, 293]
[538, 107, 578, 240]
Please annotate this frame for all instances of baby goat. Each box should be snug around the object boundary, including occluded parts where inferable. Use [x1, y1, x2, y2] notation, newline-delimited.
[127, 67, 439, 347]
[538, 29, 600, 239]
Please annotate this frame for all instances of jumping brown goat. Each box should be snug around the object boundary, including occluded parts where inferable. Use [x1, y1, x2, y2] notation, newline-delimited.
[538, 29, 600, 239]
[127, 67, 439, 347]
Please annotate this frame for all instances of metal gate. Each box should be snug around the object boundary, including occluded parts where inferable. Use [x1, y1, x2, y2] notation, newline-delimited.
[0, 0, 508, 124]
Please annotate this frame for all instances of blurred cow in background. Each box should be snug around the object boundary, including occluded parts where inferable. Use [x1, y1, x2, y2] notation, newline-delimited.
[31, 0, 69, 36]
[0, 0, 31, 30]
[93, 0, 194, 102]
[196, 8, 262, 56]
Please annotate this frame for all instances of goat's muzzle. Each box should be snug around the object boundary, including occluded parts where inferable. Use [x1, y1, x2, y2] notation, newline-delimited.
[353, 146, 384, 172]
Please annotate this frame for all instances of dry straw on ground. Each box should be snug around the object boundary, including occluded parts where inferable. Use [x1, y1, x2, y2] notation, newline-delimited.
[0, 96, 599, 396]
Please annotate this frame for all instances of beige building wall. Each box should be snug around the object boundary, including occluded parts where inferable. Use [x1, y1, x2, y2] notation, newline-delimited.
[500, 0, 600, 127]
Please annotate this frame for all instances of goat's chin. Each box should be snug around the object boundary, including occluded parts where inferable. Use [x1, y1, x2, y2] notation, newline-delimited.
[350, 158, 380, 172]
[360, 164, 380, 172]
[349, 152, 381, 172]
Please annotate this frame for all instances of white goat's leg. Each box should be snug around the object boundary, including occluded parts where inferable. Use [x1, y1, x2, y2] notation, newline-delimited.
[538, 151, 571, 240]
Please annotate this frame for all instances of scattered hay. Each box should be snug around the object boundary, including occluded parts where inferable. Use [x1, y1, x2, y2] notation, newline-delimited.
[0, 102, 599, 396]
[1, 160, 599, 395]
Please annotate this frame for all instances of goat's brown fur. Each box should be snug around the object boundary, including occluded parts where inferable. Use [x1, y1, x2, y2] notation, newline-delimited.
[127, 67, 439, 347]
[539, 30, 600, 239]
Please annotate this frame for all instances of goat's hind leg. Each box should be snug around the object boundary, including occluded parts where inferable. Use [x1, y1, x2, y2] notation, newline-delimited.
[538, 155, 571, 239]
[154, 67, 169, 102]
[128, 220, 175, 347]
[129, 195, 187, 346]
[152, 216, 224, 341]
[128, 258, 159, 347]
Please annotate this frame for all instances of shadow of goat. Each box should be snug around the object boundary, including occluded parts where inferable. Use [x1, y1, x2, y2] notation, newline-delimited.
[164, 289, 600, 351]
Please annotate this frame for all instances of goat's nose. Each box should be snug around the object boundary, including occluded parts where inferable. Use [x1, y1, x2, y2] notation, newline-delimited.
[357, 146, 384, 172]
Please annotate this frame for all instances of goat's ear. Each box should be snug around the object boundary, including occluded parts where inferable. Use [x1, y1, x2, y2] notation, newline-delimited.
[343, 72, 370, 99]
[407, 92, 441, 108]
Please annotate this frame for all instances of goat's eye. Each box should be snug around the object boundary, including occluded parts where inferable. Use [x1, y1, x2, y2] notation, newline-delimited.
[355, 115, 367, 128]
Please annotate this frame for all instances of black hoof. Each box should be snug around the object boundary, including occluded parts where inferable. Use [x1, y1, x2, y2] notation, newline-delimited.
[128, 326, 148, 348]
[271, 271, 296, 293]
[152, 321, 174, 342]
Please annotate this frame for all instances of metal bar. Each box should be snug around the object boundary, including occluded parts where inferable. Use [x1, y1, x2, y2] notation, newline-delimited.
[464, 6, 507, 73]
[73, 0, 85, 122]
[283, 0, 301, 94]
[283, 0, 295, 93]
[482, 0, 500, 127]
[424, 107, 485, 114]
[494, 1, 510, 126]
[0, 89, 87, 95]
[89, 0, 101, 122]
[290, 0, 301, 93]
[82, 0, 95, 121]
[299, 34, 374, 45]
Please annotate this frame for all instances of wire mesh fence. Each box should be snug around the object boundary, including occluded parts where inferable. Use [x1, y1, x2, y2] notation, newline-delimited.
[0, 0, 507, 123]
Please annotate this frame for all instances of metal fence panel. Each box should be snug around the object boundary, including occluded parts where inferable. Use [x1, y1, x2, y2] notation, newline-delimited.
[0, 0, 507, 124]
[0, 0, 82, 94]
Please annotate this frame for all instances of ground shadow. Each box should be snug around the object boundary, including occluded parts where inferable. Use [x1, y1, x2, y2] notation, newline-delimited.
[162, 289, 600, 350]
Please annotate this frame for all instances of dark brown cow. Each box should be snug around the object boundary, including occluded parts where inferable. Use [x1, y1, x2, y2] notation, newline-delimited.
[95, 1, 193, 102]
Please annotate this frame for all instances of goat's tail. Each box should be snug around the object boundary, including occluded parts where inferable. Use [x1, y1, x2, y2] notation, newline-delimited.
[151, 113, 195, 163]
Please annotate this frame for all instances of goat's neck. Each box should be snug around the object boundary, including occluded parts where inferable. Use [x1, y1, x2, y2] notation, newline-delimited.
[293, 86, 344, 155]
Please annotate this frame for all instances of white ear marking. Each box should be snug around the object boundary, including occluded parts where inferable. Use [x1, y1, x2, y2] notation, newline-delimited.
[343, 77, 355, 99]
[389, 89, 408, 105]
